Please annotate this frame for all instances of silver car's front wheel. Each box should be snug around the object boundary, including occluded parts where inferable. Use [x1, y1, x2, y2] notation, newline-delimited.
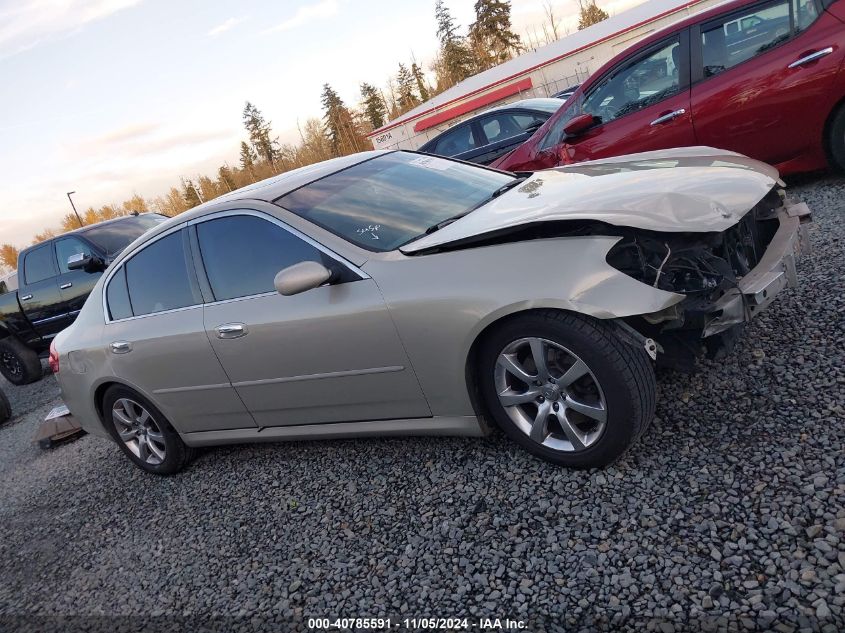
[112, 398, 167, 465]
[103, 385, 193, 475]
[479, 311, 656, 468]
[495, 337, 607, 452]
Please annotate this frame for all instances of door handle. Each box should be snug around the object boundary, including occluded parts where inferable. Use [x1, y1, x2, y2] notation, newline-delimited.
[650, 109, 687, 126]
[110, 341, 132, 354]
[788, 47, 834, 68]
[20, 294, 33, 301]
[215, 323, 248, 339]
[60, 282, 72, 290]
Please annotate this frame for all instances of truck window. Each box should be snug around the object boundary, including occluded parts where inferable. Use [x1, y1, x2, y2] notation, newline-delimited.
[23, 245, 55, 284]
[55, 237, 93, 274]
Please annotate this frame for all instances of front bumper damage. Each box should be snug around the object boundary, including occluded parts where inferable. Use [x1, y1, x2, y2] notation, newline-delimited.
[703, 198, 812, 337]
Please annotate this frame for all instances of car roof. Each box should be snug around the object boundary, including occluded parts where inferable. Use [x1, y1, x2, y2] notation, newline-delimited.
[483, 97, 564, 114]
[146, 151, 390, 231]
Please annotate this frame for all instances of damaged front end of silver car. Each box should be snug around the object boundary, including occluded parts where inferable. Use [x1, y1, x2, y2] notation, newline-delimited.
[608, 187, 812, 371]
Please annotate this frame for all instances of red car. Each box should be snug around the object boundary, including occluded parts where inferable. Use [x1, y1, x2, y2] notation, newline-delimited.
[496, 0, 845, 176]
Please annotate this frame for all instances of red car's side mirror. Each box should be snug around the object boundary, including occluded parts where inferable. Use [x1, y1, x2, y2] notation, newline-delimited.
[563, 113, 597, 138]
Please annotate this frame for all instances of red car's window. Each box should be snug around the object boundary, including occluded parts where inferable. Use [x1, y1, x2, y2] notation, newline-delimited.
[701, 0, 796, 78]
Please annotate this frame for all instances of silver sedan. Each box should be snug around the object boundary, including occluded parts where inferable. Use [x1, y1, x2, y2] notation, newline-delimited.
[52, 148, 810, 474]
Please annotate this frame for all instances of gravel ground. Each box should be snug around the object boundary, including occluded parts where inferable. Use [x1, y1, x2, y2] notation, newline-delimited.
[0, 176, 843, 633]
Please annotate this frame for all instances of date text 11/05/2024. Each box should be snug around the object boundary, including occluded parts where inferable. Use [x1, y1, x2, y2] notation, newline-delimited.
[306, 617, 527, 630]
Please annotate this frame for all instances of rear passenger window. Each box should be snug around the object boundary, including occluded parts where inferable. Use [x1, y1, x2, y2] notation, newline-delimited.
[701, 0, 792, 78]
[124, 231, 198, 317]
[106, 267, 133, 320]
[196, 215, 329, 301]
[433, 125, 477, 156]
[793, 0, 820, 32]
[23, 245, 55, 284]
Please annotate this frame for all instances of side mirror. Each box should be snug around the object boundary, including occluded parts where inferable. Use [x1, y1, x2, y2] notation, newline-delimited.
[67, 253, 106, 273]
[563, 113, 598, 138]
[274, 261, 333, 296]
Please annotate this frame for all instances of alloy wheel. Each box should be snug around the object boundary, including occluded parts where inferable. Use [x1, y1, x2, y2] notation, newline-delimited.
[112, 398, 166, 465]
[494, 337, 607, 452]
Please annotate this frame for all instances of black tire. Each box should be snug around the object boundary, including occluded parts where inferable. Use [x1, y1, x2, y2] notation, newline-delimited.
[0, 389, 10, 423]
[0, 337, 43, 385]
[102, 385, 194, 475]
[478, 310, 656, 468]
[828, 104, 845, 172]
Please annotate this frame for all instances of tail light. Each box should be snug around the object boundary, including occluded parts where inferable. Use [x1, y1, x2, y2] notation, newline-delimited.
[49, 340, 59, 374]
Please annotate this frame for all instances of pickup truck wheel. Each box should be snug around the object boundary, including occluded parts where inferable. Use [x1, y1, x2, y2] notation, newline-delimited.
[102, 385, 194, 475]
[0, 389, 10, 423]
[478, 311, 656, 468]
[0, 338, 43, 385]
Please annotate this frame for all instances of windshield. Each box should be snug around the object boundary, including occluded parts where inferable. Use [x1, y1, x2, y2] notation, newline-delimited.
[275, 152, 515, 252]
[81, 214, 168, 256]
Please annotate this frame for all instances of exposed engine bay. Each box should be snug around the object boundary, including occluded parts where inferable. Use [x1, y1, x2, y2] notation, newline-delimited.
[604, 187, 787, 370]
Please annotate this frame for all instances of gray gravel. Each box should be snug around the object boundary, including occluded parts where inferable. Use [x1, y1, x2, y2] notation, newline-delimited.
[0, 176, 843, 632]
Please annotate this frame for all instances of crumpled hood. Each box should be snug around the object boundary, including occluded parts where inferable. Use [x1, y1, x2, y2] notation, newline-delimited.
[402, 147, 780, 254]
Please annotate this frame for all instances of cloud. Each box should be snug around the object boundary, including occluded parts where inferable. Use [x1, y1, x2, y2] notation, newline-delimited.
[0, 0, 141, 59]
[264, 0, 339, 33]
[75, 122, 233, 158]
[207, 15, 247, 37]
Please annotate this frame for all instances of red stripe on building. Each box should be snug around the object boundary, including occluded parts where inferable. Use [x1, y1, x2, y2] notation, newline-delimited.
[412, 77, 534, 133]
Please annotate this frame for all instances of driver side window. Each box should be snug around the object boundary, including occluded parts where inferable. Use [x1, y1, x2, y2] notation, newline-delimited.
[581, 38, 681, 124]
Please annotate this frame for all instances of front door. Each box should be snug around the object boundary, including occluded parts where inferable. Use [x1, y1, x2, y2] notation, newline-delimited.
[19, 243, 64, 341]
[193, 211, 431, 427]
[690, 0, 844, 166]
[553, 35, 697, 165]
[54, 235, 103, 329]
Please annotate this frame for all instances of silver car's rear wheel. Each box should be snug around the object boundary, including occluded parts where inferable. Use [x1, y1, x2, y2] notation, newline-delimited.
[102, 385, 193, 475]
[112, 398, 167, 465]
[494, 337, 607, 452]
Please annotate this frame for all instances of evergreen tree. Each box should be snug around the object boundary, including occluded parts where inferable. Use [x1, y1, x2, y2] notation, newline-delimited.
[578, 0, 609, 29]
[217, 165, 236, 192]
[239, 141, 258, 172]
[360, 82, 388, 129]
[469, 0, 522, 71]
[321, 84, 366, 156]
[242, 102, 281, 167]
[181, 178, 202, 208]
[411, 63, 430, 102]
[434, 0, 475, 90]
[396, 63, 419, 112]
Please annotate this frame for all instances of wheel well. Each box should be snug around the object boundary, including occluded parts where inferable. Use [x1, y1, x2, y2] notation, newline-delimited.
[93, 381, 119, 425]
[464, 307, 580, 432]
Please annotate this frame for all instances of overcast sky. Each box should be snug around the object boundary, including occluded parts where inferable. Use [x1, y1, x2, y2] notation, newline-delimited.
[0, 0, 643, 248]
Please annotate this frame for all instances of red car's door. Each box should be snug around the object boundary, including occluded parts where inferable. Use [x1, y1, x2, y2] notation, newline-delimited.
[690, 0, 845, 171]
[540, 34, 697, 166]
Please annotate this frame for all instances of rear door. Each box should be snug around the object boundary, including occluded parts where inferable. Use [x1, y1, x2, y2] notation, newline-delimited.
[690, 0, 843, 166]
[19, 243, 64, 340]
[550, 34, 697, 164]
[193, 210, 431, 428]
[53, 235, 104, 328]
[103, 226, 255, 434]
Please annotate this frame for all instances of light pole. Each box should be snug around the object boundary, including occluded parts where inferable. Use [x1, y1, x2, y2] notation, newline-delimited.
[66, 191, 84, 228]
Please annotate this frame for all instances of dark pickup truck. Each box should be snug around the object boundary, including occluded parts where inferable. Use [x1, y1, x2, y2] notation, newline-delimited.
[0, 213, 167, 384]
